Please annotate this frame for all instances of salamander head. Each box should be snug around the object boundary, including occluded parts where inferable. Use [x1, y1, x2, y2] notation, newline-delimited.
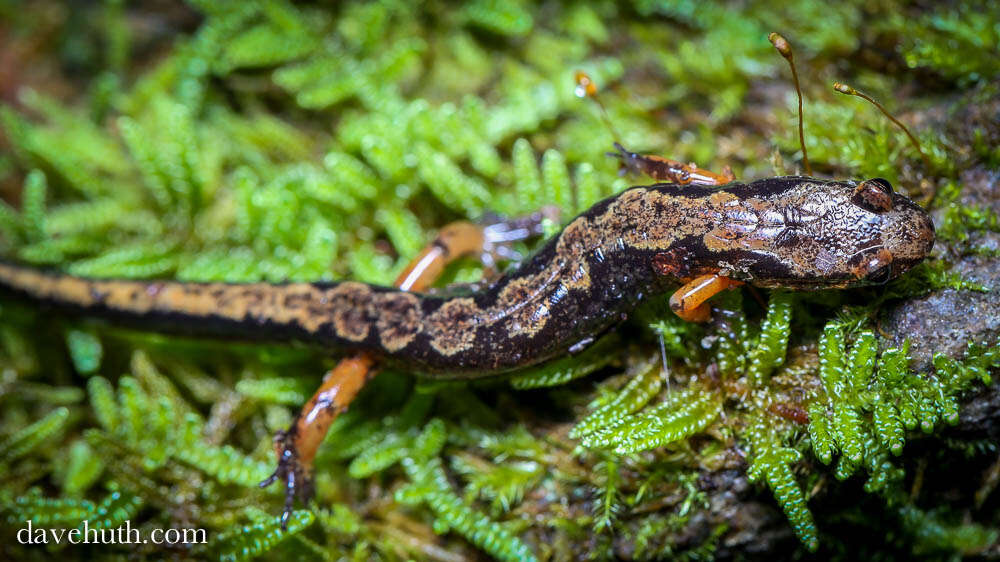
[656, 176, 936, 289]
[758, 176, 936, 289]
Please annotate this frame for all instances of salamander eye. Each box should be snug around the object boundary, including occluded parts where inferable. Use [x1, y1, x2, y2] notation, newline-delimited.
[852, 178, 894, 213]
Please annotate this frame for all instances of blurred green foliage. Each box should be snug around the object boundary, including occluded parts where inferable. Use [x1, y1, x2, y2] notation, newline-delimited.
[0, 0, 998, 560]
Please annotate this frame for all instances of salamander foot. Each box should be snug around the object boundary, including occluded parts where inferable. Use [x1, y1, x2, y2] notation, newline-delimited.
[259, 429, 315, 530]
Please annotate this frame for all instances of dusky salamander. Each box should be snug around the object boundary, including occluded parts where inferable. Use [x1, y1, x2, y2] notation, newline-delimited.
[0, 155, 936, 526]
[0, 174, 934, 376]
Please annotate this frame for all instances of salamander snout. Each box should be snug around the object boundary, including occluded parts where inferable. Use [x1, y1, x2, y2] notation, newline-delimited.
[850, 178, 935, 285]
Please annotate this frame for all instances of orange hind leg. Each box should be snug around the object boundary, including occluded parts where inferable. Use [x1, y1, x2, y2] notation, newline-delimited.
[261, 213, 552, 527]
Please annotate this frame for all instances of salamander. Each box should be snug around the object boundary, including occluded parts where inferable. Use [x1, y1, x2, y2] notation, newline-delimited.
[0, 175, 934, 377]
[0, 168, 936, 526]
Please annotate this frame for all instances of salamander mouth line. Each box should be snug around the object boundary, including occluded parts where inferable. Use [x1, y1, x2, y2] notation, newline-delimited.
[847, 243, 885, 260]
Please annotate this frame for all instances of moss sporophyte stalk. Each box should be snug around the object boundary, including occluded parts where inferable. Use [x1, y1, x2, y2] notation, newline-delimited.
[1, 1, 999, 560]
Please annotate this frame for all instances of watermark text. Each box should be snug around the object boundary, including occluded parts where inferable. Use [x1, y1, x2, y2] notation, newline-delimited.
[16, 520, 207, 546]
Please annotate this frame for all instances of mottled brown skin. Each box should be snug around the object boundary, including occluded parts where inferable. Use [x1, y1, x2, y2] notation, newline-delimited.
[0, 176, 934, 379]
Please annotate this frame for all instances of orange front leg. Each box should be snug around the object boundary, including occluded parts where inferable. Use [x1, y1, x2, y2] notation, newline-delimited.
[610, 143, 736, 186]
[669, 273, 744, 322]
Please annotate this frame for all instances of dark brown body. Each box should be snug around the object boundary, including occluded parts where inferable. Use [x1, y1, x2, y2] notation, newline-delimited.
[0, 176, 934, 377]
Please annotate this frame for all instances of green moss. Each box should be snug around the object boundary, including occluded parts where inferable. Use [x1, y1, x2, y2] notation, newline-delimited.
[890, 2, 1000, 86]
[747, 291, 794, 386]
[205, 509, 315, 562]
[746, 417, 818, 551]
[807, 321, 991, 484]
[0, 407, 70, 464]
[1, 0, 997, 559]
[937, 201, 1000, 243]
[65, 329, 103, 375]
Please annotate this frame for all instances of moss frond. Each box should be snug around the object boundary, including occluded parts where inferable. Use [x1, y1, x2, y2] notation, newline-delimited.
[86, 376, 119, 433]
[235, 377, 310, 406]
[570, 361, 664, 439]
[462, 0, 534, 37]
[452, 454, 543, 513]
[62, 440, 104, 495]
[0, 407, 70, 463]
[579, 387, 722, 454]
[400, 456, 538, 562]
[84, 489, 144, 531]
[4, 489, 96, 527]
[65, 329, 103, 375]
[808, 322, 995, 494]
[746, 291, 794, 387]
[173, 436, 273, 488]
[746, 419, 818, 551]
[900, 504, 1000, 556]
[206, 510, 315, 562]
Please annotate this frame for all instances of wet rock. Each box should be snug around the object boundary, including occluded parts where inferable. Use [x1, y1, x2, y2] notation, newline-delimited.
[882, 252, 999, 373]
[882, 282, 1000, 372]
[953, 380, 1000, 442]
[883, 162, 1000, 371]
[957, 166, 1000, 216]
